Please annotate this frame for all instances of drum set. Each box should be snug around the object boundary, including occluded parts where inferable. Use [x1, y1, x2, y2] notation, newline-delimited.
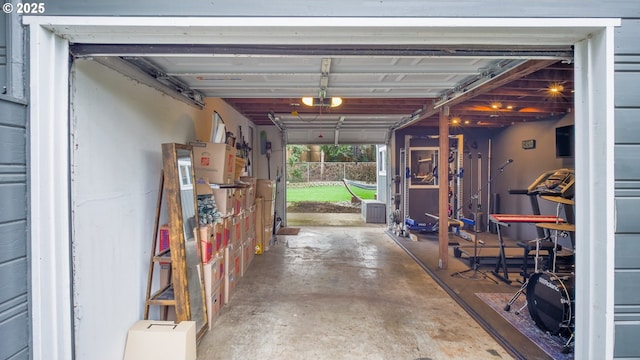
[504, 196, 576, 354]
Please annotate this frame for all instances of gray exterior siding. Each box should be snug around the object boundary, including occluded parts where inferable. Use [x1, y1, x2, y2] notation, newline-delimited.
[0, 97, 29, 360]
[614, 19, 640, 359]
[33, 0, 640, 18]
[0, 13, 6, 95]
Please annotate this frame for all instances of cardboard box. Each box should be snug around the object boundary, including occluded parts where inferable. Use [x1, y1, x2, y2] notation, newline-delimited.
[234, 156, 246, 181]
[263, 225, 273, 251]
[254, 198, 265, 254]
[264, 199, 275, 226]
[201, 240, 213, 263]
[199, 225, 213, 263]
[124, 320, 196, 360]
[194, 178, 213, 196]
[207, 285, 223, 329]
[241, 240, 252, 276]
[211, 188, 234, 216]
[232, 246, 242, 281]
[240, 177, 257, 207]
[224, 246, 238, 304]
[249, 236, 256, 262]
[199, 225, 212, 244]
[222, 217, 231, 247]
[257, 224, 272, 253]
[203, 255, 224, 297]
[255, 197, 264, 231]
[256, 179, 276, 200]
[240, 213, 247, 244]
[230, 215, 242, 247]
[243, 209, 251, 237]
[213, 222, 224, 254]
[216, 253, 226, 285]
[160, 263, 171, 289]
[234, 187, 245, 214]
[218, 281, 226, 311]
[192, 142, 235, 185]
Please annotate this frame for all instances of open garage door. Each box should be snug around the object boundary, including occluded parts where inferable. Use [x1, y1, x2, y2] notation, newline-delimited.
[24, 16, 617, 359]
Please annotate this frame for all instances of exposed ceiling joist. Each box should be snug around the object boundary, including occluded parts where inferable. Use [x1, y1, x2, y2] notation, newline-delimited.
[396, 59, 563, 129]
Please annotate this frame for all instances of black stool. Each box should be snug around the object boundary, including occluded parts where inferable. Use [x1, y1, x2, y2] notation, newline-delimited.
[517, 240, 561, 281]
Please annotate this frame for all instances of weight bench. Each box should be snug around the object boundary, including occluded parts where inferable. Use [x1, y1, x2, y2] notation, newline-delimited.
[424, 212, 464, 229]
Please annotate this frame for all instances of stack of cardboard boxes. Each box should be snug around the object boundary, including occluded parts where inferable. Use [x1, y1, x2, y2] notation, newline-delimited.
[255, 179, 276, 254]
[190, 141, 260, 329]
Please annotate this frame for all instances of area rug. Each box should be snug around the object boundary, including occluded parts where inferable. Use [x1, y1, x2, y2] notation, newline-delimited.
[476, 292, 573, 360]
[277, 227, 300, 235]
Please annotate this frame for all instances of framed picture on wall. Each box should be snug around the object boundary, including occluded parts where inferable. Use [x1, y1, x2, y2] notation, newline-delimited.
[409, 147, 439, 189]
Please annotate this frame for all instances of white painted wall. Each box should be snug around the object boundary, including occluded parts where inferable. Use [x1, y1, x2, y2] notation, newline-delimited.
[70, 59, 207, 360]
[255, 126, 286, 223]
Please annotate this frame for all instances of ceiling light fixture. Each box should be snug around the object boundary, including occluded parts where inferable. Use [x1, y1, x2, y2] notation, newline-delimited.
[547, 82, 565, 97]
[301, 97, 343, 108]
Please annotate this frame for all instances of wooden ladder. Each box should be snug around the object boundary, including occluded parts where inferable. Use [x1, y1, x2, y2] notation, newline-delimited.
[144, 171, 176, 320]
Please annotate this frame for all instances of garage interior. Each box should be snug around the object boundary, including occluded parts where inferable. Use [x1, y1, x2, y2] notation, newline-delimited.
[50, 20, 591, 359]
[81, 45, 574, 359]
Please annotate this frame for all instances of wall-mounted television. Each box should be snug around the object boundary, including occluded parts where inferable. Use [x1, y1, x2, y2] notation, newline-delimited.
[555, 124, 574, 158]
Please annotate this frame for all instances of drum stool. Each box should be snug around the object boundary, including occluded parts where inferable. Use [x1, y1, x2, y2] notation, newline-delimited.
[517, 240, 561, 281]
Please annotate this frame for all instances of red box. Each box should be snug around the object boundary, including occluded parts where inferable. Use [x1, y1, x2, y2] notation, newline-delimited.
[201, 241, 213, 263]
[159, 225, 170, 252]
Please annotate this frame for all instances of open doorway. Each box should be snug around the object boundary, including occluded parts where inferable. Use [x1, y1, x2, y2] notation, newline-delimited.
[285, 144, 379, 226]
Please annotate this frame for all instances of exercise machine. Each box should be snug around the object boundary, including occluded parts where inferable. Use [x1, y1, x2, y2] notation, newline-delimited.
[400, 134, 464, 236]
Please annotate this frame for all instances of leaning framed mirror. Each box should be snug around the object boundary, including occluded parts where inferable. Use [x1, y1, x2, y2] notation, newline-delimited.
[161, 142, 208, 339]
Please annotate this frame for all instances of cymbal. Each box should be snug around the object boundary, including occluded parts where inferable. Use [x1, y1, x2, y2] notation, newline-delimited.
[540, 195, 575, 205]
[536, 222, 576, 232]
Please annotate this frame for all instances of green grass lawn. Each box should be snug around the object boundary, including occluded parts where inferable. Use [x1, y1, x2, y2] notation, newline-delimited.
[287, 185, 377, 202]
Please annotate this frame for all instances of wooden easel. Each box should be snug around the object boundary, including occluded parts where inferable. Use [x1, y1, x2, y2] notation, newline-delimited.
[143, 171, 175, 320]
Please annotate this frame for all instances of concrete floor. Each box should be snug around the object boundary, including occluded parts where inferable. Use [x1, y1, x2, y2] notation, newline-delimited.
[196, 226, 513, 360]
